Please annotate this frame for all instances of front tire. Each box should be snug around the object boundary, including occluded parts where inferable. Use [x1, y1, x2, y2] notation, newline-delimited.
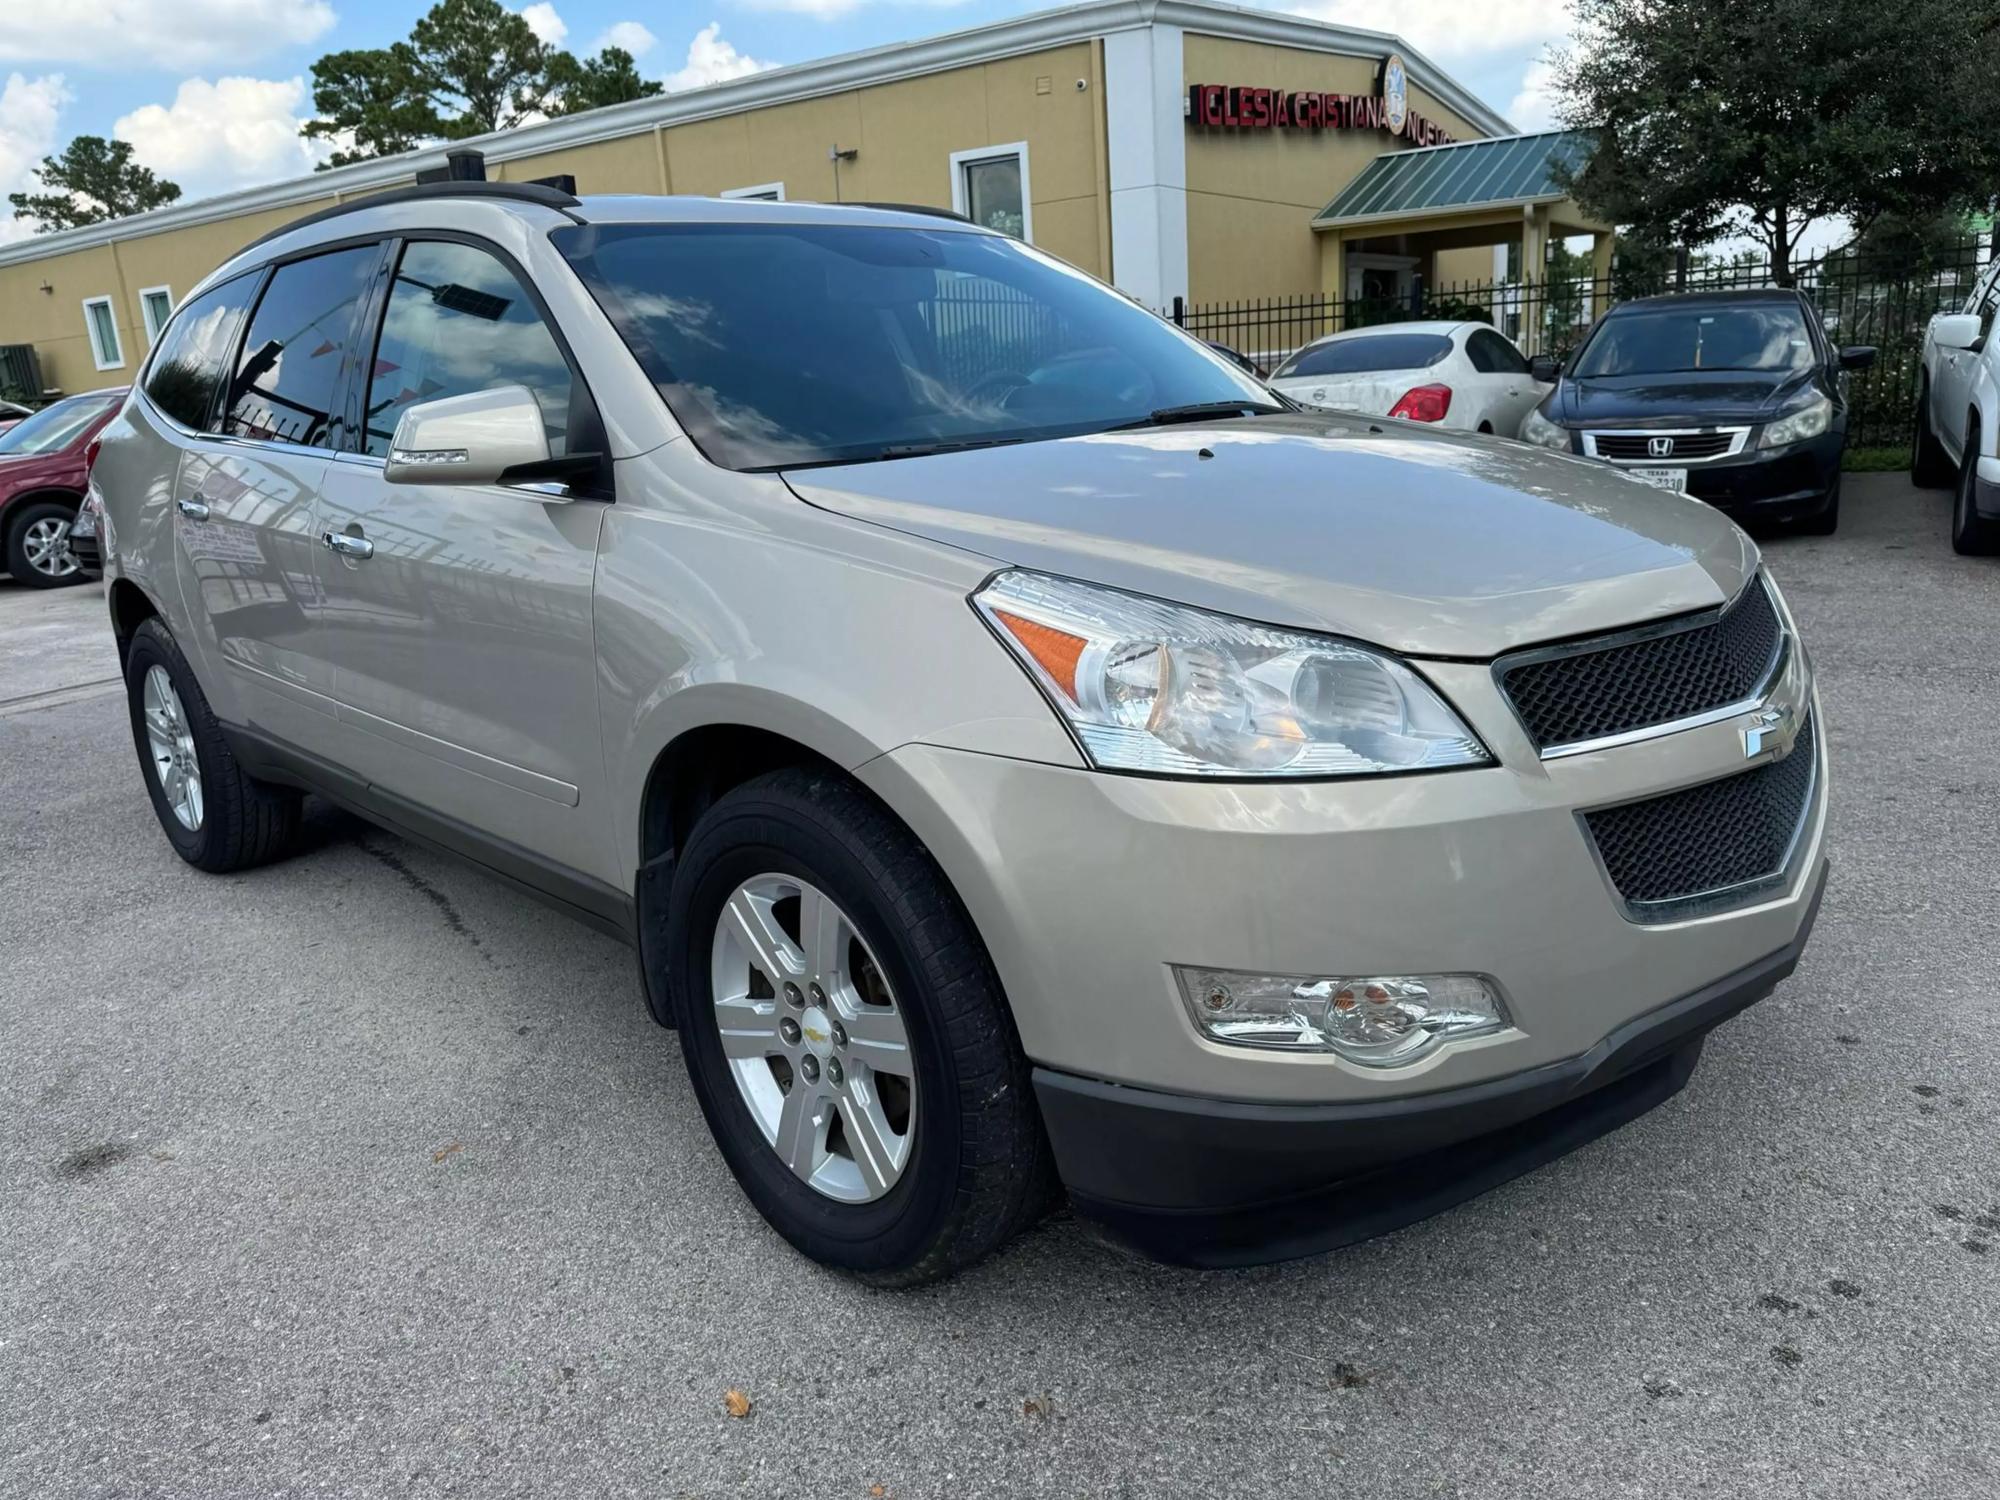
[1912, 378, 1954, 488]
[1950, 417, 2000, 556]
[667, 767, 1052, 1284]
[4, 497, 85, 588]
[124, 618, 302, 871]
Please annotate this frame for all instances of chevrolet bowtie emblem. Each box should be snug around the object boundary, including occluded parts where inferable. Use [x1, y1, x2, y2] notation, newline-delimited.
[1743, 705, 1790, 758]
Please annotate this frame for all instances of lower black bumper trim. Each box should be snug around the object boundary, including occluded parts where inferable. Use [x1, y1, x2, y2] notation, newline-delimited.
[1035, 859, 1828, 1268]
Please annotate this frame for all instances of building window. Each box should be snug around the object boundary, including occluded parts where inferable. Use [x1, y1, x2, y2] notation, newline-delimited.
[720, 182, 785, 202]
[139, 286, 175, 345]
[83, 297, 124, 371]
[950, 143, 1031, 241]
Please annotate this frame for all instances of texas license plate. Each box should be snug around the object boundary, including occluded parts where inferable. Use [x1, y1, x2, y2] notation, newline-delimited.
[1629, 467, 1689, 493]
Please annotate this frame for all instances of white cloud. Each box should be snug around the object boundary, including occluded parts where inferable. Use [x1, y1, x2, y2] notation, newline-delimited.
[115, 75, 331, 199]
[518, 2, 567, 46]
[0, 0, 335, 71]
[663, 24, 772, 91]
[0, 71, 71, 243]
[1507, 55, 1559, 131]
[593, 21, 657, 58]
[1286, 0, 1566, 61]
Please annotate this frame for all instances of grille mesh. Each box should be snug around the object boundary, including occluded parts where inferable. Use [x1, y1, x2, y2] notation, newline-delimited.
[1498, 577, 1782, 750]
[1583, 714, 1816, 909]
[1590, 431, 1737, 461]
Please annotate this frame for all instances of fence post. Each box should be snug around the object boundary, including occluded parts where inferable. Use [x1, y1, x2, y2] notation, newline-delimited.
[1171, 295, 1185, 327]
[1410, 272, 1426, 318]
[1674, 246, 1689, 293]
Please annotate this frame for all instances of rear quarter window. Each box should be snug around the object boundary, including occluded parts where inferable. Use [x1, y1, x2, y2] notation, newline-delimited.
[1277, 333, 1454, 378]
[142, 272, 260, 432]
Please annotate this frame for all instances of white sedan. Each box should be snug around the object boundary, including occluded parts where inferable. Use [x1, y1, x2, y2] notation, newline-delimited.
[1268, 321, 1549, 437]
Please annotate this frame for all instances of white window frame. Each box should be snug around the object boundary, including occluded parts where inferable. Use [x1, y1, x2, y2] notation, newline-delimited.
[720, 182, 786, 202]
[949, 142, 1032, 243]
[82, 296, 125, 371]
[139, 285, 175, 345]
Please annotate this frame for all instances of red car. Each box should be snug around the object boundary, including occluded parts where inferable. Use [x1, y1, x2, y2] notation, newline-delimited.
[0, 388, 126, 588]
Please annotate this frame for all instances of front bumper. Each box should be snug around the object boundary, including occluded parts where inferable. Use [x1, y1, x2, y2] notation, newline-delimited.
[1035, 860, 1824, 1266]
[1578, 431, 1842, 522]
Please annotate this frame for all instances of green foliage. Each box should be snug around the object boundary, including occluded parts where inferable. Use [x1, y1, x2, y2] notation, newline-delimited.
[1842, 445, 1911, 472]
[1552, 0, 2000, 284]
[303, 0, 662, 168]
[6, 136, 181, 233]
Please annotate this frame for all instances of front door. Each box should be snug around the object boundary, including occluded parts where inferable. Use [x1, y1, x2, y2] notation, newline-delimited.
[174, 245, 381, 747]
[312, 237, 609, 881]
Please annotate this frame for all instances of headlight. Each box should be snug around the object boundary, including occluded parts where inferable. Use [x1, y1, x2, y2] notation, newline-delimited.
[1519, 405, 1570, 450]
[71, 486, 103, 540]
[1175, 966, 1511, 1065]
[973, 571, 1490, 777]
[1758, 393, 1832, 449]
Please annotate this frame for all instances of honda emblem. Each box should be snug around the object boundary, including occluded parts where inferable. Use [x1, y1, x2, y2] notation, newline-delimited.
[1647, 436, 1675, 458]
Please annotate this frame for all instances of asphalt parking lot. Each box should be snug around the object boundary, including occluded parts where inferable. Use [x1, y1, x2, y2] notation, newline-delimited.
[2, 471, 1995, 1499]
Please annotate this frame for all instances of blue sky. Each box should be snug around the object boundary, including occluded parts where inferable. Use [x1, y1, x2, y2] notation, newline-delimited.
[0, 0, 1566, 240]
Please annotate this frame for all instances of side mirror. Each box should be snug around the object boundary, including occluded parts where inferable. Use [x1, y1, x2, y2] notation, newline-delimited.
[385, 385, 553, 487]
[1933, 314, 1984, 352]
[1837, 345, 1876, 371]
[1529, 354, 1561, 384]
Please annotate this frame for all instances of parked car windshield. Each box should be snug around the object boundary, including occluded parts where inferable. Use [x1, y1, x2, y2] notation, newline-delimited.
[1273, 332, 1454, 378]
[553, 221, 1271, 469]
[1571, 304, 1816, 377]
[0, 392, 119, 455]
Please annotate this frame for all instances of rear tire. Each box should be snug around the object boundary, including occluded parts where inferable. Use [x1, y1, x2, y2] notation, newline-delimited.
[3, 497, 85, 588]
[1912, 378, 1954, 488]
[667, 767, 1053, 1284]
[1950, 417, 2000, 556]
[124, 617, 302, 872]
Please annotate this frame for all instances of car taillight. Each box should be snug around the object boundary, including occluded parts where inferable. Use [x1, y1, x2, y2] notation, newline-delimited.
[1388, 385, 1452, 423]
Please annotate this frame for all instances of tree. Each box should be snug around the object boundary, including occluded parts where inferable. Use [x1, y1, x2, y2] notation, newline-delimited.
[545, 47, 658, 116]
[7, 136, 181, 232]
[303, 0, 661, 168]
[1551, 0, 2000, 284]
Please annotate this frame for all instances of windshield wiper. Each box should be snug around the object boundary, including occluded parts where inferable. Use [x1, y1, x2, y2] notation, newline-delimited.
[1113, 400, 1291, 431]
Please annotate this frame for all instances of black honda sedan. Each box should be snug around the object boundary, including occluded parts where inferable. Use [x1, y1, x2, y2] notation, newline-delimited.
[1518, 288, 1874, 533]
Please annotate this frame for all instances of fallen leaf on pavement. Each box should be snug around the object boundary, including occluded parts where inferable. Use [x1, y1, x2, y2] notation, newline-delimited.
[724, 1388, 752, 1419]
[432, 1141, 463, 1164]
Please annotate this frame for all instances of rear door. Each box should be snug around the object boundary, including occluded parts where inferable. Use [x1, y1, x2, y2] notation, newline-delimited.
[312, 235, 611, 880]
[1465, 328, 1542, 437]
[1936, 266, 2000, 459]
[172, 244, 382, 745]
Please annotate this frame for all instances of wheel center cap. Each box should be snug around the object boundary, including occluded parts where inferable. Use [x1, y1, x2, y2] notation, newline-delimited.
[798, 1004, 836, 1059]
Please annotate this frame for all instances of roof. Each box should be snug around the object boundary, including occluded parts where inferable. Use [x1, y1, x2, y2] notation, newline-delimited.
[1312, 130, 1591, 231]
[1297, 319, 1475, 345]
[0, 0, 1513, 270]
[1614, 287, 1803, 310]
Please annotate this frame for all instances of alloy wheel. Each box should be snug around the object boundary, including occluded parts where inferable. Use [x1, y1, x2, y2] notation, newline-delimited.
[21, 516, 78, 580]
[142, 666, 204, 831]
[710, 873, 917, 1203]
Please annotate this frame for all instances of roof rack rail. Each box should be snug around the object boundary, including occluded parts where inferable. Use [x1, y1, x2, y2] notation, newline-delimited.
[240, 180, 586, 254]
[841, 202, 974, 224]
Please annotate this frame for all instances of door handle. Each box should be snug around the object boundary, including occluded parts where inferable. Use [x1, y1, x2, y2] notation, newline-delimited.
[321, 530, 374, 560]
[176, 499, 210, 521]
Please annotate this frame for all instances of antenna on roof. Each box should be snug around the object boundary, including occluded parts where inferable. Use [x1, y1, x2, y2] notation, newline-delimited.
[416, 149, 488, 185]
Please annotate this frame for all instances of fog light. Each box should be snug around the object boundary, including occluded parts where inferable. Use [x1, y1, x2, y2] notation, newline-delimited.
[1173, 966, 1510, 1067]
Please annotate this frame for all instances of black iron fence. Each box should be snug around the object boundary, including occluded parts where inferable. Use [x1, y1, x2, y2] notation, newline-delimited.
[1170, 238, 1992, 450]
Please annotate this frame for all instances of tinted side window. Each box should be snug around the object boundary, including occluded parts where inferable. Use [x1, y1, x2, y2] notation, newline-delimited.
[364, 240, 573, 458]
[144, 273, 259, 431]
[1468, 329, 1530, 376]
[224, 245, 379, 449]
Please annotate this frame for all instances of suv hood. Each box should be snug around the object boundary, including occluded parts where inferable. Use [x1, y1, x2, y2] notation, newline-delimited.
[1552, 368, 1815, 427]
[783, 412, 1756, 658]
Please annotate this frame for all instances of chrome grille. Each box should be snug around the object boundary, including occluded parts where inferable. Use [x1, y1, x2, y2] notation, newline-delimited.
[1587, 430, 1740, 461]
[1496, 577, 1784, 754]
[1582, 713, 1816, 915]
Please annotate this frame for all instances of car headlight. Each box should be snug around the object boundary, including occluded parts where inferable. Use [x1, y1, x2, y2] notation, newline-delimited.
[1174, 966, 1511, 1064]
[71, 485, 103, 540]
[973, 571, 1490, 777]
[1519, 405, 1570, 450]
[1758, 393, 1832, 449]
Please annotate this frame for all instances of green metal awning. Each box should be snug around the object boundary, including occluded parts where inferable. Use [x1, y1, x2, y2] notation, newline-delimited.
[1312, 131, 1593, 230]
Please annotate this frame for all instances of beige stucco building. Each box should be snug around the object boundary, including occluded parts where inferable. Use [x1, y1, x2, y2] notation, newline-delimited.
[0, 0, 1610, 398]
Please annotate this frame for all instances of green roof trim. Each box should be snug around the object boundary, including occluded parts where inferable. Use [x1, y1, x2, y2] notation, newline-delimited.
[1312, 130, 1593, 229]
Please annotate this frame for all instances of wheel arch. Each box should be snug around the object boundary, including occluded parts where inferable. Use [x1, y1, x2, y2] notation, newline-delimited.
[107, 576, 166, 664]
[1, 486, 83, 525]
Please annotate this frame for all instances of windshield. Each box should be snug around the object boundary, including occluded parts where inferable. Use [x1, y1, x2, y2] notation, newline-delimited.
[1275, 332, 1454, 378]
[552, 222, 1270, 469]
[1572, 304, 1815, 377]
[0, 393, 118, 456]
